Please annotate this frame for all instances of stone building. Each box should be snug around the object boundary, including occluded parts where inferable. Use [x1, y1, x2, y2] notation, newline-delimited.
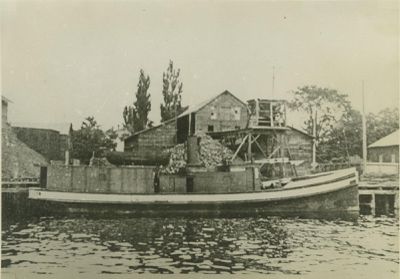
[12, 123, 70, 161]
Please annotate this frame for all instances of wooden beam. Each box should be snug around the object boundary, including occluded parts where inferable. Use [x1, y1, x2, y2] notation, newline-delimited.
[250, 134, 260, 144]
[254, 138, 268, 159]
[231, 135, 249, 162]
[188, 113, 191, 136]
[247, 133, 252, 161]
[268, 146, 280, 158]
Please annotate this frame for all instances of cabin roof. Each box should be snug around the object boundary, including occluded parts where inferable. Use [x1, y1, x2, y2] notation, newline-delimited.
[368, 130, 399, 148]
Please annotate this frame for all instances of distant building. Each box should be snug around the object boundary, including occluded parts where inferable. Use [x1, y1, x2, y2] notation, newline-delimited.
[11, 123, 70, 161]
[286, 126, 313, 164]
[1, 96, 48, 179]
[368, 130, 399, 163]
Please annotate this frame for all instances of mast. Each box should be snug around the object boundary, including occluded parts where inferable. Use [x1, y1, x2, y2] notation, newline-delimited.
[362, 81, 367, 172]
[272, 66, 275, 99]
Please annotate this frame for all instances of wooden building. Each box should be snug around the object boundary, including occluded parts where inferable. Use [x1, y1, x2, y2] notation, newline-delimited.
[124, 90, 249, 160]
[176, 90, 248, 142]
[124, 118, 177, 161]
[368, 130, 399, 163]
[124, 90, 313, 164]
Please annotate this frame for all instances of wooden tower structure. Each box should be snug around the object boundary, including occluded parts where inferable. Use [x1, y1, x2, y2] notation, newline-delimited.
[208, 99, 296, 178]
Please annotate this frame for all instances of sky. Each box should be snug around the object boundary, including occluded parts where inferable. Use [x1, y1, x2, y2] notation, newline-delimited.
[1, 0, 398, 131]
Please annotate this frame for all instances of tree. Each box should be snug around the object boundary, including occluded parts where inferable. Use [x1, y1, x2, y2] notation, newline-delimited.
[367, 107, 399, 145]
[71, 116, 117, 164]
[160, 60, 184, 122]
[123, 69, 152, 133]
[288, 86, 351, 153]
[318, 108, 363, 162]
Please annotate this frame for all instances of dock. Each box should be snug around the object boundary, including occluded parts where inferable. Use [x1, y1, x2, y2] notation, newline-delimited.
[358, 175, 399, 216]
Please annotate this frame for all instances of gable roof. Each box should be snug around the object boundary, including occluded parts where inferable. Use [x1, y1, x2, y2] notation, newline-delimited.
[125, 90, 247, 141]
[369, 130, 399, 148]
[178, 90, 247, 118]
[125, 118, 176, 140]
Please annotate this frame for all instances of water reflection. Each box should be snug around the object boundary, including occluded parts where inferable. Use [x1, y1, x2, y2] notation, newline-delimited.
[2, 215, 399, 276]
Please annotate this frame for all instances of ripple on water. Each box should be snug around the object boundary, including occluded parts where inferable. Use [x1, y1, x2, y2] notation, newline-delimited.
[1, 216, 398, 276]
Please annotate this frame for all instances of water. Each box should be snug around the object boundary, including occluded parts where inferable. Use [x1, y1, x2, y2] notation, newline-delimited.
[1, 215, 398, 278]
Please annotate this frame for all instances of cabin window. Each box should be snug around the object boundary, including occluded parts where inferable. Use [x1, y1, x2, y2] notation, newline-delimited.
[210, 106, 217, 120]
[208, 125, 214, 132]
[233, 107, 241, 120]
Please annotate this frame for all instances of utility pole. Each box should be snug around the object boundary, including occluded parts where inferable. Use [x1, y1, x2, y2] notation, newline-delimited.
[362, 81, 367, 173]
[311, 108, 317, 168]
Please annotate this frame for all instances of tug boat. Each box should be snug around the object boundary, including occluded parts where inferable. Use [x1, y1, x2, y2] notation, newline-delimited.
[28, 165, 359, 220]
[29, 98, 359, 219]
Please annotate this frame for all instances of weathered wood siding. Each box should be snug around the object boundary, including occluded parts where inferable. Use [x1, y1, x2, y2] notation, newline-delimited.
[47, 165, 155, 194]
[286, 128, 313, 163]
[159, 167, 260, 193]
[195, 93, 248, 133]
[124, 120, 176, 160]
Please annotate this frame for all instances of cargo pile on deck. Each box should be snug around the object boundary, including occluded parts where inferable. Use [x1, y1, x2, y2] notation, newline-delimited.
[161, 133, 235, 174]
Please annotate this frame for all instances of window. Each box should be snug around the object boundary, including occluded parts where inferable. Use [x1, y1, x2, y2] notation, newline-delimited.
[235, 126, 240, 130]
[208, 125, 214, 132]
[233, 107, 241, 120]
[210, 106, 217, 119]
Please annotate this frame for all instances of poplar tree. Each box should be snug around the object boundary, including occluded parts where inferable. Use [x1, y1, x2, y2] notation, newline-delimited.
[160, 60, 184, 122]
[123, 69, 152, 133]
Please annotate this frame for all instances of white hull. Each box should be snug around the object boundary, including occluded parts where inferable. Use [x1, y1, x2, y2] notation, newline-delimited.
[29, 168, 358, 205]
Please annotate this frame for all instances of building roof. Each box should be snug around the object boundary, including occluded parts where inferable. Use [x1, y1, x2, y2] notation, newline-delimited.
[368, 130, 399, 148]
[125, 90, 247, 141]
[125, 118, 176, 140]
[12, 122, 71, 135]
[288, 126, 314, 138]
[178, 90, 247, 118]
